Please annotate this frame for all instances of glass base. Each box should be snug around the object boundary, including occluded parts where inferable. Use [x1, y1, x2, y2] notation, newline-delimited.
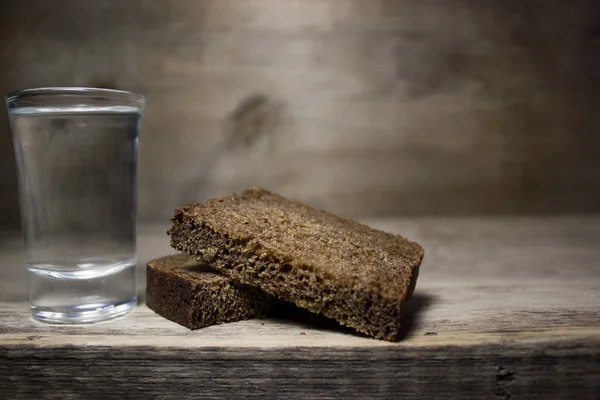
[31, 298, 136, 324]
[28, 260, 137, 324]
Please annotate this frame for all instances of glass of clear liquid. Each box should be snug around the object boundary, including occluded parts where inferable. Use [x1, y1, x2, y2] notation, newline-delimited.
[5, 87, 145, 324]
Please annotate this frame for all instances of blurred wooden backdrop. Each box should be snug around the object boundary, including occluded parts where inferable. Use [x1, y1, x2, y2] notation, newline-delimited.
[0, 0, 599, 228]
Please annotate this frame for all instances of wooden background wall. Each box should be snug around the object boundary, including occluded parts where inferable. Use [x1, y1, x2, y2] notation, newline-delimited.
[0, 0, 599, 227]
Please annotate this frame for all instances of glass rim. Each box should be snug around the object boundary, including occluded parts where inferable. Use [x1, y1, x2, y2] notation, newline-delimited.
[5, 87, 145, 109]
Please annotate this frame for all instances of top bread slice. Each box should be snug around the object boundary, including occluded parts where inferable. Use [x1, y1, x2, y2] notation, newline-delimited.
[168, 187, 424, 341]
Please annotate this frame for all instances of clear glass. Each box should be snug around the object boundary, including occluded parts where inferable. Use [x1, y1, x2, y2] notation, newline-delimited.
[5, 87, 145, 324]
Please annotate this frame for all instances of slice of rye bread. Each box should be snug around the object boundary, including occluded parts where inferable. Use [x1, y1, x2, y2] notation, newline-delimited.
[168, 188, 425, 341]
[146, 254, 277, 329]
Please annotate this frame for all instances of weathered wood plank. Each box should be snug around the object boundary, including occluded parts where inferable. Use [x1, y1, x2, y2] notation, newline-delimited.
[1, 0, 599, 227]
[1, 302, 599, 348]
[1, 339, 600, 400]
[0, 335, 599, 400]
[0, 218, 599, 398]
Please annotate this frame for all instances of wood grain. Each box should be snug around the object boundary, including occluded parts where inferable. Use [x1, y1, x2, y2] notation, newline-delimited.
[1, 0, 600, 228]
[0, 218, 599, 398]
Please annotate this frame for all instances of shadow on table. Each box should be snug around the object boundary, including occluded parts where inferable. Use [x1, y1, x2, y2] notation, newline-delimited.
[269, 292, 436, 341]
[396, 292, 436, 341]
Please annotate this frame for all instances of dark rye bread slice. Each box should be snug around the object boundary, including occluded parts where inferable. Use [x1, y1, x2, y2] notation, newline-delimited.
[168, 188, 424, 341]
[146, 254, 276, 329]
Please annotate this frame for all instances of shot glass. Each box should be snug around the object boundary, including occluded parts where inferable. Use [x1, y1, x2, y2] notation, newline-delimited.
[5, 87, 145, 324]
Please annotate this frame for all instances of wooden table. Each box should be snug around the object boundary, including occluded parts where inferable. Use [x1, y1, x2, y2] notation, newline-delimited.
[1, 218, 599, 399]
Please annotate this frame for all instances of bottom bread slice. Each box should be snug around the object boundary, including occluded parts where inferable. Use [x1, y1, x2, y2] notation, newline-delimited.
[146, 254, 277, 329]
